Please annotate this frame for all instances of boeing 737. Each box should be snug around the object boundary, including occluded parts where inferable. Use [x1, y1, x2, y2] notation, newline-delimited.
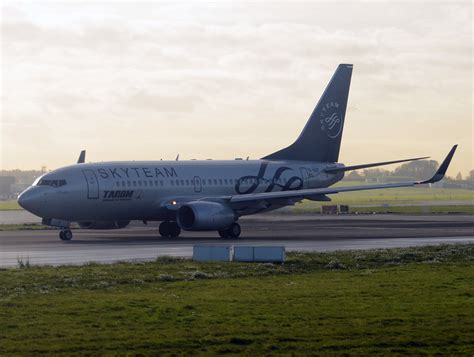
[18, 64, 457, 240]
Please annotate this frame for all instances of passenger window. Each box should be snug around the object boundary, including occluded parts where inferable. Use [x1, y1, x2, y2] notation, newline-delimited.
[127, 181, 131, 187]
[133, 181, 137, 187]
[180, 180, 185, 186]
[160, 180, 164, 186]
[208, 179, 212, 185]
[175, 180, 179, 186]
[144, 181, 147, 187]
[186, 179, 190, 186]
[170, 180, 174, 186]
[138, 181, 142, 187]
[213, 179, 217, 185]
[219, 179, 223, 185]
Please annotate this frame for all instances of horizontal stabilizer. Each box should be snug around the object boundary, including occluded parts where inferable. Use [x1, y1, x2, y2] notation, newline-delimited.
[325, 156, 429, 173]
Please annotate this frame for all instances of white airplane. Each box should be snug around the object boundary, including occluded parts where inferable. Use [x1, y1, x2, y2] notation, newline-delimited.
[18, 64, 457, 241]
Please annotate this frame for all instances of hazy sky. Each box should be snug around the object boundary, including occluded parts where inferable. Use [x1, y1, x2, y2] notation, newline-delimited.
[1, 1, 472, 176]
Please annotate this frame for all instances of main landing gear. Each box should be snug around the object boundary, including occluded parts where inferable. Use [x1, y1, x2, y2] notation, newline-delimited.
[59, 229, 73, 241]
[218, 222, 241, 239]
[159, 221, 181, 238]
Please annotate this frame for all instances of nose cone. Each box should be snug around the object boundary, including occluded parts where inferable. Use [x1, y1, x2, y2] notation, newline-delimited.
[18, 188, 42, 215]
[18, 189, 32, 211]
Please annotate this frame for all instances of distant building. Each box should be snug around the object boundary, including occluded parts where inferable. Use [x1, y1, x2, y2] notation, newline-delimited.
[0, 176, 16, 200]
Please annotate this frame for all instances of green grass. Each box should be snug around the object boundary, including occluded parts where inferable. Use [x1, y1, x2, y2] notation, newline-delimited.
[0, 223, 51, 231]
[305, 184, 473, 206]
[293, 205, 474, 215]
[0, 200, 21, 210]
[1, 245, 473, 355]
[349, 205, 474, 215]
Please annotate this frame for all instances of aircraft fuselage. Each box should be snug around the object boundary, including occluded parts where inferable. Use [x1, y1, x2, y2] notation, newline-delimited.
[19, 159, 344, 222]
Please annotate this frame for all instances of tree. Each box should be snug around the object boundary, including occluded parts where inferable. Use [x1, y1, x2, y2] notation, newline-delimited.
[468, 170, 474, 183]
[392, 160, 439, 180]
[346, 171, 363, 180]
[455, 172, 463, 181]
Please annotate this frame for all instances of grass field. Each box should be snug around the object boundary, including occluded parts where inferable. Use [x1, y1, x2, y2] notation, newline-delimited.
[0, 223, 51, 231]
[293, 204, 474, 215]
[0, 200, 21, 210]
[1, 245, 473, 355]
[298, 184, 473, 206]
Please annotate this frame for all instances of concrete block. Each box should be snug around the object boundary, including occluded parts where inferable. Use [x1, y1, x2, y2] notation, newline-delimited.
[253, 246, 285, 262]
[193, 245, 232, 262]
[233, 246, 285, 263]
[233, 246, 254, 262]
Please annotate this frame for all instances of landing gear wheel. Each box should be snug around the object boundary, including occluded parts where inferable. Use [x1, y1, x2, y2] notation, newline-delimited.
[59, 229, 73, 241]
[169, 222, 181, 238]
[228, 222, 241, 238]
[159, 221, 181, 238]
[218, 222, 241, 239]
[159, 221, 169, 237]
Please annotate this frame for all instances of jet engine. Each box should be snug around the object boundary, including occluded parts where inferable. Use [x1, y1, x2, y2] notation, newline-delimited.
[177, 201, 235, 231]
[78, 220, 130, 230]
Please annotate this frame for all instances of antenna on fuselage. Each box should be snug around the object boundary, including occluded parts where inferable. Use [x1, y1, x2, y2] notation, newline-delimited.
[176, 154, 180, 161]
[77, 150, 86, 164]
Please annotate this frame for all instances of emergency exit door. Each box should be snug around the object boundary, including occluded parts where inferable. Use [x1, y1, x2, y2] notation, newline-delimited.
[193, 176, 202, 193]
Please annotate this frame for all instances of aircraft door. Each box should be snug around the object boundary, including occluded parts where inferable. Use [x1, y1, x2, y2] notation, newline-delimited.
[193, 176, 202, 193]
[300, 167, 311, 189]
[82, 169, 99, 199]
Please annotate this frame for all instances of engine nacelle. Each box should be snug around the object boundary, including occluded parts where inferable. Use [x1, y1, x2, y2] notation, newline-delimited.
[78, 220, 130, 230]
[177, 201, 235, 231]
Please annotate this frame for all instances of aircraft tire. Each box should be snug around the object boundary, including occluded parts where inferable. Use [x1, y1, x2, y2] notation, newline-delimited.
[159, 222, 170, 237]
[159, 222, 181, 238]
[219, 223, 241, 239]
[228, 222, 241, 238]
[60, 229, 73, 241]
[169, 222, 181, 238]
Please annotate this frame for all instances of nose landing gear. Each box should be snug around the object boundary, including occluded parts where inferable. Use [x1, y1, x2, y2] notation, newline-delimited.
[59, 229, 73, 241]
[159, 221, 181, 238]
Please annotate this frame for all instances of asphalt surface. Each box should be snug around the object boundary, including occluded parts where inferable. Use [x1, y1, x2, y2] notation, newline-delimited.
[1, 214, 473, 267]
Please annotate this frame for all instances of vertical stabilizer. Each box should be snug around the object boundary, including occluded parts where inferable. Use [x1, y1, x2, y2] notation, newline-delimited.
[263, 64, 353, 163]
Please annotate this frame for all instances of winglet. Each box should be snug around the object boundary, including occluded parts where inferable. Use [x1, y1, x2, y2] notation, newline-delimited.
[77, 150, 86, 164]
[419, 145, 457, 184]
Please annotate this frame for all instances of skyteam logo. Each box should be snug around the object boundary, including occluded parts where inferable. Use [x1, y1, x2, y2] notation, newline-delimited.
[320, 101, 343, 139]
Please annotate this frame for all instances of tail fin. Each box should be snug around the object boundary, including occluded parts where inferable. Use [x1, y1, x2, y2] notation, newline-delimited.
[263, 64, 353, 163]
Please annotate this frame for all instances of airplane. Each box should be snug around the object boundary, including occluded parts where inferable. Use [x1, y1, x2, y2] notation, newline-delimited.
[17, 64, 457, 241]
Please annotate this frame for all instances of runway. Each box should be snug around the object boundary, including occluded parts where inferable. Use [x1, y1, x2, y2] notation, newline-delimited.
[1, 214, 473, 267]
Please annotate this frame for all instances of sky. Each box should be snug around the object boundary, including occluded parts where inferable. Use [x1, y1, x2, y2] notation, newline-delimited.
[1, 1, 472, 176]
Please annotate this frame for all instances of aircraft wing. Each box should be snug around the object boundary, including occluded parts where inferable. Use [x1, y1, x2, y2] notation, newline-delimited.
[325, 156, 429, 173]
[229, 145, 457, 205]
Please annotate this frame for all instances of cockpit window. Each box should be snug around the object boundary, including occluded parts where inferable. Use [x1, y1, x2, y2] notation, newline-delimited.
[38, 179, 67, 187]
